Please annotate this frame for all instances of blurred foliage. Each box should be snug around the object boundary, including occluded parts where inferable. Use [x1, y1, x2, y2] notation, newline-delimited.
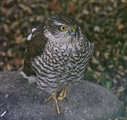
[0, 0, 127, 117]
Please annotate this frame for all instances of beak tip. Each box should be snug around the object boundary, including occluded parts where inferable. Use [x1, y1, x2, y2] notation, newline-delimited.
[70, 31, 76, 37]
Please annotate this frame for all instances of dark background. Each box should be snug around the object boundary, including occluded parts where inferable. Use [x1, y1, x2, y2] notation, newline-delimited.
[0, 0, 127, 115]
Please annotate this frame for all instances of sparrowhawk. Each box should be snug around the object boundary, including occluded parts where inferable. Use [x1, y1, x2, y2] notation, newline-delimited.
[20, 14, 94, 114]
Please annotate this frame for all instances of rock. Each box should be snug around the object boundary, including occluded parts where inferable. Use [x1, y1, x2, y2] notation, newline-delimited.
[0, 71, 125, 120]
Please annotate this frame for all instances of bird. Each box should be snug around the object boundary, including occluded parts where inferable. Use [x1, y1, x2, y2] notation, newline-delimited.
[20, 13, 94, 114]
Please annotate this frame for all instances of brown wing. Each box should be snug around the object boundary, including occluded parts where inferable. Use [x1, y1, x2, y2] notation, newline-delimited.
[22, 24, 48, 77]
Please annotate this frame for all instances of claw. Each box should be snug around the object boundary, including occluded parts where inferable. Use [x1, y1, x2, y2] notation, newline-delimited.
[45, 87, 66, 114]
[58, 87, 66, 101]
[45, 92, 60, 114]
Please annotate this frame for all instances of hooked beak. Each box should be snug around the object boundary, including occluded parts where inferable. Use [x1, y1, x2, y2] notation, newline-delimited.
[69, 27, 77, 37]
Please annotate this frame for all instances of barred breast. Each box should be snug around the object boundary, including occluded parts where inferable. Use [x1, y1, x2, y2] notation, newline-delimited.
[31, 40, 94, 94]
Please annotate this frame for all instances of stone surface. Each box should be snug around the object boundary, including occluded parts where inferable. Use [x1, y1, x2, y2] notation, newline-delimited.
[0, 71, 125, 120]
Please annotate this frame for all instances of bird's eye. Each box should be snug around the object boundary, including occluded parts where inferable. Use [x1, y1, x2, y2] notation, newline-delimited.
[60, 26, 67, 31]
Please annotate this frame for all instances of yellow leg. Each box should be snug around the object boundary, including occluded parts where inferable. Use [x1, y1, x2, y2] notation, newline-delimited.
[45, 87, 66, 114]
[45, 92, 60, 114]
[58, 87, 66, 101]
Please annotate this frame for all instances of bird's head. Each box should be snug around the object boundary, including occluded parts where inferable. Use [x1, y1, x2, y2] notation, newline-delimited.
[44, 14, 83, 44]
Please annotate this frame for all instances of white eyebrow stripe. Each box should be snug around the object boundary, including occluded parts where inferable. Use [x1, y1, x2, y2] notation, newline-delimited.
[54, 21, 64, 26]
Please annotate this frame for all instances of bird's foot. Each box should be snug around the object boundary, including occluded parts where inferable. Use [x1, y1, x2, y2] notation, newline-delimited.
[58, 87, 66, 101]
[45, 87, 66, 114]
[45, 92, 60, 114]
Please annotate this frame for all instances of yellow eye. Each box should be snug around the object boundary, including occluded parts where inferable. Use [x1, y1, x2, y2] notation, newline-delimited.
[60, 26, 67, 31]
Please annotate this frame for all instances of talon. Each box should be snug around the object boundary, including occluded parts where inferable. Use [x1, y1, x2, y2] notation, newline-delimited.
[58, 87, 66, 101]
[45, 87, 67, 114]
[45, 92, 60, 114]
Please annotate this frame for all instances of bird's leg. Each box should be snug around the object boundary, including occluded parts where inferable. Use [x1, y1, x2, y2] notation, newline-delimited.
[45, 92, 60, 114]
[58, 87, 66, 101]
[45, 87, 66, 114]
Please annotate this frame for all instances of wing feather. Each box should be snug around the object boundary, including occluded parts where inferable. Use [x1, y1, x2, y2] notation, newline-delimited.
[22, 24, 48, 77]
